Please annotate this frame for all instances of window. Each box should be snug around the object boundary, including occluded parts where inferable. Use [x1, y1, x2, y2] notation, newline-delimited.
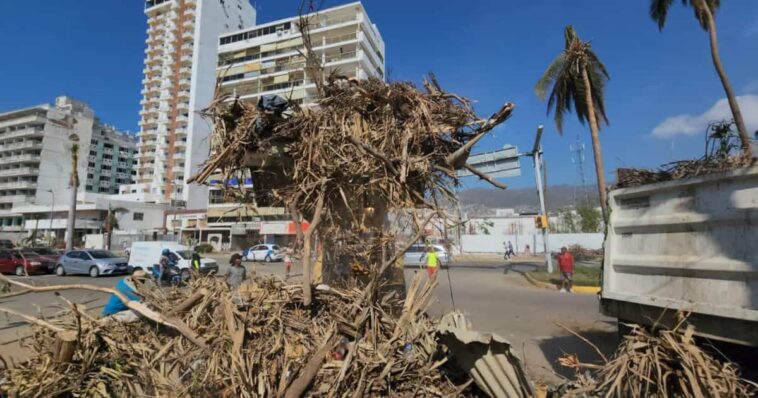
[133, 212, 144, 221]
[0, 250, 10, 259]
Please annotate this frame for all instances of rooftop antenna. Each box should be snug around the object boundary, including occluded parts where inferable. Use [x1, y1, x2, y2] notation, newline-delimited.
[569, 135, 589, 204]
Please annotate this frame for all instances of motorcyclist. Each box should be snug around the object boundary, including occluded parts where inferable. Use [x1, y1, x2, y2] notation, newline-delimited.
[157, 248, 178, 284]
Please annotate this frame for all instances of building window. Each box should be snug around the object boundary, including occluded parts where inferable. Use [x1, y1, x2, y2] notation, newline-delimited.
[133, 212, 144, 221]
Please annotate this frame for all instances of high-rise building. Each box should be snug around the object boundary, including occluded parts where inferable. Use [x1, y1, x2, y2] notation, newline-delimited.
[0, 96, 136, 239]
[216, 1, 385, 106]
[121, 0, 256, 208]
[182, 2, 385, 249]
[86, 124, 138, 195]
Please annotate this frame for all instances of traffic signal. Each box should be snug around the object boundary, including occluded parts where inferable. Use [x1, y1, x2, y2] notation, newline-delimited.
[535, 215, 548, 229]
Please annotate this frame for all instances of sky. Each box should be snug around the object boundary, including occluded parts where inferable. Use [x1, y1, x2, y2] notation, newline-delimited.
[0, 0, 756, 190]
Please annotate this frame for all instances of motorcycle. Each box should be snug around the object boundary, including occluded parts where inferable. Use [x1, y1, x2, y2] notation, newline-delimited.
[151, 264, 186, 286]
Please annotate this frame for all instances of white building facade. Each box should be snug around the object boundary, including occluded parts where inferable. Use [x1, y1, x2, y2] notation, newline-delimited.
[216, 1, 385, 106]
[0, 96, 136, 241]
[122, 0, 256, 208]
[201, 2, 385, 250]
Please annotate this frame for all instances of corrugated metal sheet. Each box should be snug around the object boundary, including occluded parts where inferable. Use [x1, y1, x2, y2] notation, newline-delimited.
[438, 312, 533, 398]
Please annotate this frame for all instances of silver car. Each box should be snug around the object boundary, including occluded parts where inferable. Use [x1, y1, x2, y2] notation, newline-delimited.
[403, 244, 450, 268]
[56, 250, 129, 278]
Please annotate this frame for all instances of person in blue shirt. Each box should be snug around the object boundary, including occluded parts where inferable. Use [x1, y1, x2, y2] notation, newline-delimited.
[102, 270, 146, 322]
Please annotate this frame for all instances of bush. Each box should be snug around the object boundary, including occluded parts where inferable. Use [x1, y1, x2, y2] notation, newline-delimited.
[194, 243, 214, 253]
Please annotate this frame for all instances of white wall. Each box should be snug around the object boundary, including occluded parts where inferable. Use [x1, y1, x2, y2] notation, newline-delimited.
[462, 233, 604, 254]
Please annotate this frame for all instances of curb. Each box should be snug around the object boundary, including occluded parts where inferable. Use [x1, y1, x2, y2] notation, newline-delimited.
[521, 272, 600, 295]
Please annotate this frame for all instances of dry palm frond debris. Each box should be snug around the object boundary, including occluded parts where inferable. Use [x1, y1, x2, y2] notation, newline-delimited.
[616, 120, 755, 188]
[190, 74, 514, 293]
[552, 321, 758, 398]
[0, 273, 481, 397]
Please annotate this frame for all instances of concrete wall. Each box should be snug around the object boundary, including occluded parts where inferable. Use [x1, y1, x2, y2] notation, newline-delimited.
[461, 233, 604, 254]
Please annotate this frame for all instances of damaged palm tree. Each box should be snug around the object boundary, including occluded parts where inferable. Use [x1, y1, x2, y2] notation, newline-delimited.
[190, 9, 514, 305]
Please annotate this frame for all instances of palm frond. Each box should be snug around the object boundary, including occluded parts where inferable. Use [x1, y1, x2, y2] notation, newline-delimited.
[535, 54, 566, 100]
[650, 0, 675, 30]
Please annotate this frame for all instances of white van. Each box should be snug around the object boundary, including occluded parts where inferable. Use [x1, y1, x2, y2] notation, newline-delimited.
[127, 241, 219, 276]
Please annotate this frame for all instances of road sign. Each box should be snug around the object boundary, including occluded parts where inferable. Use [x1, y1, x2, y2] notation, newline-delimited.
[456, 145, 521, 178]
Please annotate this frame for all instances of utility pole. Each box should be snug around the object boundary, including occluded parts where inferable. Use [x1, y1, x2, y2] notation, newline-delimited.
[532, 126, 553, 273]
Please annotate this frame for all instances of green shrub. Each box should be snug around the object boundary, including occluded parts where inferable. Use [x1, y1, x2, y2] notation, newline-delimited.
[195, 243, 214, 253]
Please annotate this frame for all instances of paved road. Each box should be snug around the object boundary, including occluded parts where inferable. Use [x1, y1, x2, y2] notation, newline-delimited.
[0, 255, 614, 384]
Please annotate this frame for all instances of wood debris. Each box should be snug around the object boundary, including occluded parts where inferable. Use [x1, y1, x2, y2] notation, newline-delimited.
[553, 320, 758, 397]
[0, 273, 480, 397]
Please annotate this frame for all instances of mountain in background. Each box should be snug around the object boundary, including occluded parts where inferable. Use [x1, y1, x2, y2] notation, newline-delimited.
[459, 184, 599, 214]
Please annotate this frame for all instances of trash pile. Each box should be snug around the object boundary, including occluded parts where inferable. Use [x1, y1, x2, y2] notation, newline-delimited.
[188, 74, 514, 286]
[616, 120, 754, 188]
[0, 274, 491, 397]
[566, 244, 603, 262]
[553, 321, 758, 397]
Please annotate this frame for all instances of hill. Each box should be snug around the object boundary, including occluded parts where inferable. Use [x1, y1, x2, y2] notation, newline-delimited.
[459, 184, 598, 213]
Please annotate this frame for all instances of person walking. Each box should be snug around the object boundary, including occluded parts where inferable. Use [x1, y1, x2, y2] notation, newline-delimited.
[283, 247, 293, 280]
[225, 253, 247, 289]
[557, 247, 575, 293]
[423, 246, 439, 279]
[507, 241, 515, 258]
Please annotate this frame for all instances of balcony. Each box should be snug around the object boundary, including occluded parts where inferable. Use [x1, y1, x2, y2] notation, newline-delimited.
[3, 154, 41, 164]
[0, 128, 44, 141]
[4, 141, 42, 151]
[0, 194, 33, 204]
[0, 181, 37, 190]
[0, 167, 37, 177]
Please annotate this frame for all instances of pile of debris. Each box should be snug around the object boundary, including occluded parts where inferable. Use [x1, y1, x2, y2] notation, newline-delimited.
[0, 274, 501, 397]
[554, 321, 758, 397]
[567, 245, 603, 262]
[616, 120, 755, 188]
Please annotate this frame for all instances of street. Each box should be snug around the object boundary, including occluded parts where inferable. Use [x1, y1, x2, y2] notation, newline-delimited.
[0, 255, 615, 384]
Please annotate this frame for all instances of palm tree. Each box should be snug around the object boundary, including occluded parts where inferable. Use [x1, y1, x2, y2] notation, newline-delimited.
[66, 135, 80, 251]
[536, 25, 611, 217]
[650, 0, 753, 157]
[104, 206, 129, 250]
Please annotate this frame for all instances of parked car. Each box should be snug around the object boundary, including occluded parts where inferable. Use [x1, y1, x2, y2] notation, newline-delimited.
[56, 250, 129, 278]
[0, 249, 55, 276]
[25, 247, 60, 264]
[402, 244, 450, 268]
[127, 241, 218, 277]
[0, 240, 14, 249]
[242, 244, 283, 262]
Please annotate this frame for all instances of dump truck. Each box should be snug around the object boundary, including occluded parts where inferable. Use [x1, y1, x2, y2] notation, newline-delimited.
[601, 166, 758, 346]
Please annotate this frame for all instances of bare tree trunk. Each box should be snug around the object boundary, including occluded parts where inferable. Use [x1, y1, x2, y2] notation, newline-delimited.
[66, 176, 77, 251]
[700, 2, 753, 158]
[581, 67, 608, 219]
[302, 192, 325, 307]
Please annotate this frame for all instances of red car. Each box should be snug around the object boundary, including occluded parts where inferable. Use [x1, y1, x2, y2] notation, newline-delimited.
[0, 249, 56, 276]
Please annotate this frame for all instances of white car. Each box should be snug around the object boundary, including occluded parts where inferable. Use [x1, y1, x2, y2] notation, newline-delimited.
[243, 244, 283, 262]
[403, 244, 450, 268]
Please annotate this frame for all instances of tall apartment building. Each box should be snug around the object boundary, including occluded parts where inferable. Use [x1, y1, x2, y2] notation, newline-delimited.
[0, 96, 135, 238]
[120, 0, 256, 209]
[216, 1, 385, 106]
[86, 125, 137, 195]
[191, 2, 385, 249]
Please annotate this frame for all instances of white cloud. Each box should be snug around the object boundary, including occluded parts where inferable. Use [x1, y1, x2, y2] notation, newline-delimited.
[651, 95, 758, 139]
